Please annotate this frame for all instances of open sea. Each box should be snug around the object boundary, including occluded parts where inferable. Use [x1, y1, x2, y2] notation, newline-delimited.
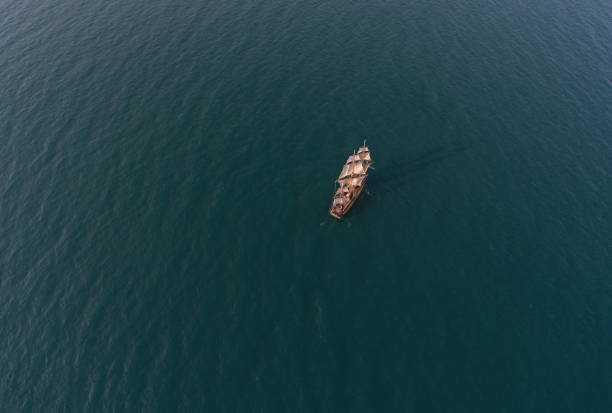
[1, 0, 611, 411]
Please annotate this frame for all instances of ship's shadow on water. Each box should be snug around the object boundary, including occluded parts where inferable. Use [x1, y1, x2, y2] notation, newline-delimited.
[347, 142, 468, 218]
[375, 142, 467, 189]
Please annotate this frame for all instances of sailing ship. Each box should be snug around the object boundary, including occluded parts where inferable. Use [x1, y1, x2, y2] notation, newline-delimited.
[329, 140, 373, 219]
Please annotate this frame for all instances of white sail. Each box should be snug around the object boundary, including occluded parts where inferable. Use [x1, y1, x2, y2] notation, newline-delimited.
[358, 144, 372, 161]
[352, 162, 365, 175]
[339, 164, 351, 179]
[351, 176, 365, 186]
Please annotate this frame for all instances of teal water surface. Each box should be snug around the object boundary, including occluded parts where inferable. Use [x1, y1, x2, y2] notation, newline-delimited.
[1, 0, 612, 411]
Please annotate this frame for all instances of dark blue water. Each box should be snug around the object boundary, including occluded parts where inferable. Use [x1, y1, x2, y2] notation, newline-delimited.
[1, 0, 611, 411]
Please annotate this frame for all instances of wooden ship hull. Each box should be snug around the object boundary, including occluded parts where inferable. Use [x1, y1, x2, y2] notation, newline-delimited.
[329, 183, 365, 219]
[329, 141, 372, 219]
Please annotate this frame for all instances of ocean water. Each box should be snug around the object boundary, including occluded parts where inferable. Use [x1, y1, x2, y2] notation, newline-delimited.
[1, 0, 611, 411]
